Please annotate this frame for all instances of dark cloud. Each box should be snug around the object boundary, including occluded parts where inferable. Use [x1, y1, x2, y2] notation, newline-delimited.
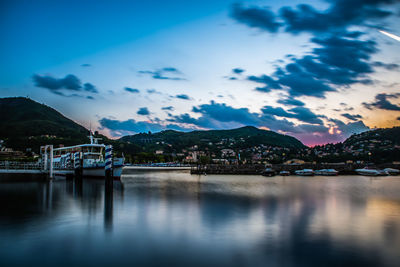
[232, 68, 245, 74]
[231, 3, 281, 33]
[83, 83, 98, 93]
[175, 94, 191, 100]
[33, 74, 81, 91]
[277, 97, 305, 106]
[33, 74, 98, 96]
[168, 101, 319, 134]
[232, 1, 395, 35]
[341, 113, 363, 121]
[248, 74, 282, 93]
[137, 107, 150, 115]
[146, 89, 162, 94]
[248, 35, 378, 98]
[261, 105, 324, 124]
[98, 118, 193, 136]
[162, 106, 174, 111]
[162, 67, 180, 73]
[159, 101, 370, 144]
[138, 67, 185, 80]
[81, 64, 91, 67]
[372, 61, 400, 70]
[231, 1, 399, 99]
[86, 96, 95, 100]
[280, 1, 394, 34]
[363, 93, 400, 111]
[124, 87, 140, 93]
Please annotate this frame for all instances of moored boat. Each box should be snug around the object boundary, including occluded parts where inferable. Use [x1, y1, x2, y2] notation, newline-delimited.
[383, 168, 400, 175]
[295, 169, 314, 176]
[279, 170, 290, 176]
[314, 169, 338, 176]
[355, 168, 380, 176]
[51, 133, 124, 179]
[261, 168, 276, 177]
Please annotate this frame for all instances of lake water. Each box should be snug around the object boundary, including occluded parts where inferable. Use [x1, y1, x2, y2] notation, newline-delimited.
[1, 171, 400, 267]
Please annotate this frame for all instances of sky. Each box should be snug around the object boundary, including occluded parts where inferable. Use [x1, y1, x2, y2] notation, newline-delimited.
[1, 0, 400, 146]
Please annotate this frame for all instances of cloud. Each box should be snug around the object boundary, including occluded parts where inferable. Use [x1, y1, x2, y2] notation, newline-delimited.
[137, 107, 150, 115]
[232, 68, 245, 74]
[248, 74, 281, 93]
[363, 93, 400, 111]
[330, 119, 370, 137]
[33, 74, 81, 91]
[232, 1, 395, 35]
[175, 94, 191, 100]
[162, 67, 180, 73]
[33, 74, 98, 96]
[341, 113, 363, 121]
[372, 61, 399, 70]
[162, 106, 174, 111]
[248, 35, 378, 98]
[231, 3, 281, 33]
[261, 105, 324, 124]
[279, 1, 394, 34]
[146, 89, 162, 94]
[277, 97, 305, 106]
[138, 67, 185, 80]
[100, 100, 368, 145]
[124, 87, 140, 93]
[83, 83, 98, 93]
[231, 1, 399, 98]
[81, 64, 91, 67]
[166, 101, 371, 145]
[98, 118, 193, 136]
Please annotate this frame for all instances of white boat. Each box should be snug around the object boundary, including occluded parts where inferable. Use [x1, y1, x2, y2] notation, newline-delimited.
[383, 168, 400, 175]
[355, 168, 380, 176]
[314, 169, 338, 176]
[295, 169, 314, 176]
[51, 134, 124, 179]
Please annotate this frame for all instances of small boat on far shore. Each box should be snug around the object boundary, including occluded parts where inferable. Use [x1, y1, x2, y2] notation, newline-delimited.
[261, 168, 276, 177]
[279, 170, 290, 176]
[315, 169, 338, 176]
[295, 169, 314, 176]
[355, 168, 380, 176]
[383, 168, 400, 175]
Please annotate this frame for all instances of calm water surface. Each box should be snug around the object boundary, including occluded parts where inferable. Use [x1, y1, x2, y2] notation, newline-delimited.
[1, 171, 400, 267]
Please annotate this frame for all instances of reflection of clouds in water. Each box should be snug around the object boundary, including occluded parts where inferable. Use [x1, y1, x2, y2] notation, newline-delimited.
[0, 173, 399, 266]
[119, 173, 400, 265]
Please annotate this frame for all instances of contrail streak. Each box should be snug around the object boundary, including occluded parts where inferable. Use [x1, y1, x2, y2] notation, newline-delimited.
[379, 30, 400, 42]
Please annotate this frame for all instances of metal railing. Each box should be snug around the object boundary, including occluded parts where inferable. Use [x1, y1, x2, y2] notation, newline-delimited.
[0, 161, 43, 170]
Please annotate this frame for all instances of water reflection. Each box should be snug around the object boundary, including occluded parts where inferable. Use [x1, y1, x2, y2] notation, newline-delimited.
[0, 173, 399, 266]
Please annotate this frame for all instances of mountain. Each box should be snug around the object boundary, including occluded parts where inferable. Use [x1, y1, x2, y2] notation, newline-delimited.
[0, 97, 89, 151]
[344, 127, 400, 146]
[120, 126, 306, 150]
[0, 97, 304, 160]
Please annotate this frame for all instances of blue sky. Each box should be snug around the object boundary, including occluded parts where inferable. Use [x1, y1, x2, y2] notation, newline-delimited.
[1, 0, 400, 145]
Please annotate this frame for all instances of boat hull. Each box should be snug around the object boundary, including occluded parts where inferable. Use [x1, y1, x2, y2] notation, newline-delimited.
[295, 169, 314, 176]
[355, 169, 379, 176]
[314, 170, 338, 176]
[82, 165, 123, 179]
